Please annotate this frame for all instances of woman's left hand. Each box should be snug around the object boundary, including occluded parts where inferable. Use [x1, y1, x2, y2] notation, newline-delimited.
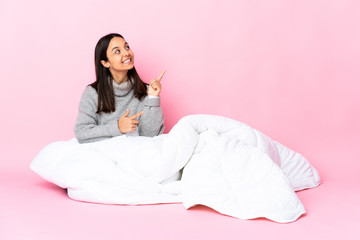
[147, 70, 165, 96]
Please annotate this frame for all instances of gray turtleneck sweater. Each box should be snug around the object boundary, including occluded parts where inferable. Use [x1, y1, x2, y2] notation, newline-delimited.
[74, 80, 164, 143]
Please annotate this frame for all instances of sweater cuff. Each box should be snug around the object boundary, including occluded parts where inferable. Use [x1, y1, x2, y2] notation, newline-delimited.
[108, 119, 121, 136]
[144, 95, 160, 107]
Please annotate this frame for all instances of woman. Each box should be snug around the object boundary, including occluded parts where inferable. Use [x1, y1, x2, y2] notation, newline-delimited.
[74, 33, 165, 143]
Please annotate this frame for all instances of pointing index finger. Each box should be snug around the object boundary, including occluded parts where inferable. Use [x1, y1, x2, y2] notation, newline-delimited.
[130, 111, 144, 119]
[157, 70, 166, 81]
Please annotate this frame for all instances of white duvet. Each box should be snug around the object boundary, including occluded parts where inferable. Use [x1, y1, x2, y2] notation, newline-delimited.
[31, 114, 320, 223]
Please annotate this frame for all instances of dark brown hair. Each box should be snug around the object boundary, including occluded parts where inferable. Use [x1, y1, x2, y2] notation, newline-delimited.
[90, 33, 147, 113]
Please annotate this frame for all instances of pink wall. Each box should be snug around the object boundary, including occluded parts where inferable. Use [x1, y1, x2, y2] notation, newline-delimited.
[1, 0, 359, 180]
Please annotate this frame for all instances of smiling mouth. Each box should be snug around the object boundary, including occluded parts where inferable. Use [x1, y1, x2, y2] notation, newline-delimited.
[122, 58, 132, 64]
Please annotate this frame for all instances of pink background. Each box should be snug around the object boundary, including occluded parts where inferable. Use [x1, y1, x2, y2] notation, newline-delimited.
[1, 0, 359, 239]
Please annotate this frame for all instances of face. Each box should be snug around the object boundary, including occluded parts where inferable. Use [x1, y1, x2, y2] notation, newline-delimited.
[101, 36, 135, 74]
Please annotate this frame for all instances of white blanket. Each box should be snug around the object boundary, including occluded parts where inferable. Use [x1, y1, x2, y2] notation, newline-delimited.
[31, 114, 320, 223]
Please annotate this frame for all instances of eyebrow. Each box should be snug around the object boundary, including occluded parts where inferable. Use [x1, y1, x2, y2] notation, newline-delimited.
[111, 42, 129, 52]
[111, 46, 119, 52]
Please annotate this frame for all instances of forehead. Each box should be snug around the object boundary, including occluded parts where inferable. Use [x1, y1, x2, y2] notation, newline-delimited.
[108, 37, 126, 49]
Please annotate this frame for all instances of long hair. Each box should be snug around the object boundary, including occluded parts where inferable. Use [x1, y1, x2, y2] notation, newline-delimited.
[90, 33, 147, 113]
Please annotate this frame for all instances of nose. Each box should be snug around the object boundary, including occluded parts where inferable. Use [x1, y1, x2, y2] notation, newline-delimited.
[123, 49, 130, 57]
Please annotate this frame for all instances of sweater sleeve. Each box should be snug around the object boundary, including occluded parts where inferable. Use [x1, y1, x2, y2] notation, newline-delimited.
[74, 87, 122, 143]
[138, 96, 164, 137]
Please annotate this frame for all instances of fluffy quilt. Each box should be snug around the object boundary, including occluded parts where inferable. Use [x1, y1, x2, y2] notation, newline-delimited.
[31, 114, 320, 223]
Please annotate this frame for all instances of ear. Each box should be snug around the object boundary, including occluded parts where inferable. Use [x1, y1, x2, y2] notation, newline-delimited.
[101, 60, 110, 68]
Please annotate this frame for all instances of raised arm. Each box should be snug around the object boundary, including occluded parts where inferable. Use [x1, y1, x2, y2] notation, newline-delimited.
[138, 70, 165, 137]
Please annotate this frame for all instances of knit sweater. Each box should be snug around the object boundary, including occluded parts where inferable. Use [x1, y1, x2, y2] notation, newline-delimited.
[74, 80, 164, 143]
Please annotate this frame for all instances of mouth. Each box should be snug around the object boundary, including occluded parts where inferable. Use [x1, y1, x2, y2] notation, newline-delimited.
[122, 58, 132, 64]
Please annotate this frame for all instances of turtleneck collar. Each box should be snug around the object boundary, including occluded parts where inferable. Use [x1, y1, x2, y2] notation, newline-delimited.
[112, 78, 133, 97]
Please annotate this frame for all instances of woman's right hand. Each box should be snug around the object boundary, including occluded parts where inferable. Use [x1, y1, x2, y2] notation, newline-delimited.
[118, 109, 144, 133]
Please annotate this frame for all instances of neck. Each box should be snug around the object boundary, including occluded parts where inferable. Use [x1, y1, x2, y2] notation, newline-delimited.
[111, 70, 128, 84]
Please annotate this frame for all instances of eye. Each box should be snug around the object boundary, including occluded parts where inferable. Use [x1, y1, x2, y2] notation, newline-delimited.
[125, 45, 130, 50]
[115, 49, 120, 54]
